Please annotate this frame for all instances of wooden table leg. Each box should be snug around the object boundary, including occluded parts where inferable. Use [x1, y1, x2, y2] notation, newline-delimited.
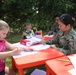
[18, 69, 24, 75]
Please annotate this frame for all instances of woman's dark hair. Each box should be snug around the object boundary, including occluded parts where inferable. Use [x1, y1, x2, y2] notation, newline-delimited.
[59, 13, 73, 26]
[54, 13, 62, 18]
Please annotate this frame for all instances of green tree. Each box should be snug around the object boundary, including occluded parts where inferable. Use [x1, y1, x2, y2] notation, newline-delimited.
[0, 0, 76, 32]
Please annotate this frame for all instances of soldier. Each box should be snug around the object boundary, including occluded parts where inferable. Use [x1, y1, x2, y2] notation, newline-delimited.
[48, 14, 61, 35]
[46, 13, 76, 55]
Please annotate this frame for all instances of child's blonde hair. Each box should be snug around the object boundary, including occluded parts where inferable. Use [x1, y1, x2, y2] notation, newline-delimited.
[0, 20, 10, 30]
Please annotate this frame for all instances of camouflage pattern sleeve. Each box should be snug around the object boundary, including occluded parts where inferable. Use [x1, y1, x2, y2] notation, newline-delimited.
[57, 34, 76, 55]
[51, 24, 56, 31]
[51, 24, 59, 35]
[56, 48, 69, 55]
[46, 28, 76, 55]
[45, 35, 59, 45]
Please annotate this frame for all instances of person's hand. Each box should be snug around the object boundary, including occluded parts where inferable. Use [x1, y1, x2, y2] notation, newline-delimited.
[48, 31, 53, 35]
[42, 39, 46, 45]
[24, 47, 34, 51]
[48, 31, 51, 35]
[50, 45, 57, 49]
[23, 32, 27, 36]
[12, 48, 22, 55]
[15, 47, 34, 52]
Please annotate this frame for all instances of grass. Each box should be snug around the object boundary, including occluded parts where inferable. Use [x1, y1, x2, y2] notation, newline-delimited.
[6, 33, 22, 43]
[6, 33, 46, 75]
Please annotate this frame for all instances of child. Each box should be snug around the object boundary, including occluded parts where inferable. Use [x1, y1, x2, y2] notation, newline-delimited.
[45, 13, 76, 55]
[0, 20, 33, 75]
[22, 22, 35, 39]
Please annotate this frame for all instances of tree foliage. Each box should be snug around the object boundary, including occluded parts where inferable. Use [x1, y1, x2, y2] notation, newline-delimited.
[0, 0, 76, 32]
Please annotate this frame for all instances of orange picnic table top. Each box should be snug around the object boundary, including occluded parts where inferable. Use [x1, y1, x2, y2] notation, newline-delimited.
[12, 48, 64, 75]
[45, 55, 74, 75]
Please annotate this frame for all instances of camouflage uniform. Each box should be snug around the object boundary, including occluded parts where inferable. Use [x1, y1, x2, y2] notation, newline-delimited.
[49, 24, 59, 35]
[46, 28, 76, 55]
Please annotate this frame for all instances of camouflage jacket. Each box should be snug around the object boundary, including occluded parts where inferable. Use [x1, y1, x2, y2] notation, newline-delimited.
[50, 23, 59, 35]
[46, 28, 76, 55]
